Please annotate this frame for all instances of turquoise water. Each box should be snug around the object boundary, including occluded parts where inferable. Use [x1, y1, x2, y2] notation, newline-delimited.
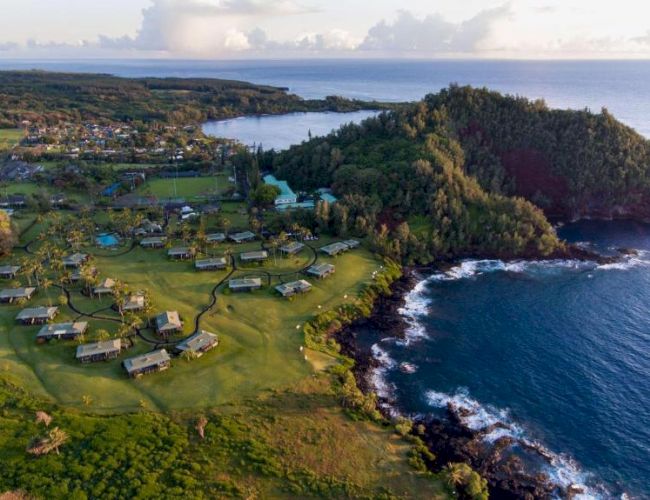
[96, 233, 119, 247]
[370, 221, 650, 498]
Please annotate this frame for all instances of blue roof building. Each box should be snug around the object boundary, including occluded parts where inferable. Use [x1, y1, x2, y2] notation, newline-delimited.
[263, 174, 297, 205]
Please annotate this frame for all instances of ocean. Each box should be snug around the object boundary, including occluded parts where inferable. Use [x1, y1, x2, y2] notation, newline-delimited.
[370, 220, 650, 498]
[3, 58, 649, 497]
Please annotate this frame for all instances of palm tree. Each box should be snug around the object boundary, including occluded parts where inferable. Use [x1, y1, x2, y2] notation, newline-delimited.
[444, 463, 466, 488]
[27, 427, 69, 456]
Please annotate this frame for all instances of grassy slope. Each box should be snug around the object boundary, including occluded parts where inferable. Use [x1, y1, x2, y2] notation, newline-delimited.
[0, 223, 381, 412]
[0, 129, 23, 151]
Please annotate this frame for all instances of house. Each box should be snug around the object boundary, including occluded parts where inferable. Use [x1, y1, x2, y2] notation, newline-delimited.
[122, 294, 145, 312]
[306, 263, 336, 279]
[168, 247, 195, 260]
[76, 339, 123, 363]
[123, 349, 171, 378]
[93, 278, 116, 296]
[317, 188, 338, 204]
[280, 241, 305, 256]
[207, 233, 226, 243]
[275, 280, 312, 298]
[263, 174, 298, 205]
[195, 258, 227, 271]
[0, 287, 36, 303]
[240, 250, 269, 263]
[155, 311, 182, 337]
[175, 330, 218, 358]
[229, 278, 262, 292]
[16, 306, 58, 325]
[63, 253, 89, 268]
[37, 321, 88, 341]
[342, 239, 360, 250]
[140, 236, 167, 248]
[320, 242, 350, 256]
[0, 265, 20, 279]
[0, 194, 26, 208]
[229, 231, 256, 243]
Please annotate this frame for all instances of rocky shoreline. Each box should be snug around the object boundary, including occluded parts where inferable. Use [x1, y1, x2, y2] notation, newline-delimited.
[334, 246, 613, 499]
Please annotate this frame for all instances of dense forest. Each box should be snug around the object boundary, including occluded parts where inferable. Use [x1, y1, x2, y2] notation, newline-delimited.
[0, 71, 391, 127]
[270, 86, 650, 263]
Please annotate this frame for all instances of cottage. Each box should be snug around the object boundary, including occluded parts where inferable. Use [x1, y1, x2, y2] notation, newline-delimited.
[71, 266, 97, 283]
[342, 239, 360, 250]
[240, 250, 269, 263]
[63, 253, 88, 268]
[155, 310, 182, 337]
[195, 258, 227, 271]
[0, 287, 36, 303]
[206, 232, 226, 243]
[76, 339, 123, 363]
[275, 280, 312, 298]
[123, 294, 145, 312]
[37, 321, 88, 341]
[140, 236, 167, 248]
[0, 265, 20, 279]
[320, 242, 350, 256]
[16, 306, 58, 325]
[263, 174, 298, 205]
[229, 278, 262, 292]
[93, 278, 116, 296]
[306, 263, 336, 279]
[123, 349, 171, 378]
[229, 231, 256, 243]
[175, 330, 218, 358]
[280, 241, 305, 256]
[168, 247, 195, 260]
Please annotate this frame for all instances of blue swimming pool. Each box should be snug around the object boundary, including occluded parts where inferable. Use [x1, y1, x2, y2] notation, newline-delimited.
[96, 233, 119, 247]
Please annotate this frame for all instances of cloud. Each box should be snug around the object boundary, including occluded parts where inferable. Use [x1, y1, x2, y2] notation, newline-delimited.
[631, 30, 650, 46]
[97, 0, 311, 53]
[359, 4, 512, 53]
[0, 42, 18, 51]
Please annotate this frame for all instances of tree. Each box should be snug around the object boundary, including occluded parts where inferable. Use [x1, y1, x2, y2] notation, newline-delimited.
[0, 210, 16, 256]
[27, 427, 69, 456]
[251, 184, 280, 207]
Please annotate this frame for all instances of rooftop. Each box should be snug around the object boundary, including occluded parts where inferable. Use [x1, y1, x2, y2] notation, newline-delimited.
[229, 278, 262, 288]
[16, 306, 58, 320]
[176, 330, 218, 354]
[0, 287, 36, 299]
[123, 349, 171, 373]
[240, 250, 268, 261]
[156, 311, 182, 332]
[37, 321, 88, 337]
[263, 174, 297, 203]
[76, 339, 121, 358]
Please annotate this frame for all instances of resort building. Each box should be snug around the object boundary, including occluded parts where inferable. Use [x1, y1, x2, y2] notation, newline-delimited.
[229, 231, 256, 243]
[229, 278, 262, 292]
[240, 250, 268, 263]
[280, 241, 305, 256]
[76, 339, 123, 363]
[37, 321, 88, 341]
[306, 263, 336, 279]
[93, 278, 116, 296]
[320, 242, 351, 256]
[342, 239, 361, 249]
[195, 258, 227, 271]
[0, 287, 36, 303]
[317, 188, 338, 204]
[275, 280, 312, 298]
[123, 349, 171, 378]
[175, 330, 218, 358]
[122, 294, 145, 312]
[16, 306, 59, 325]
[0, 265, 20, 279]
[140, 236, 167, 248]
[168, 247, 195, 260]
[155, 311, 182, 337]
[207, 233, 226, 243]
[263, 174, 298, 205]
[63, 253, 89, 268]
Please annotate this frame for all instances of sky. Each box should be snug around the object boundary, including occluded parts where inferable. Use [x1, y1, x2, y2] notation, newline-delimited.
[1, 0, 650, 59]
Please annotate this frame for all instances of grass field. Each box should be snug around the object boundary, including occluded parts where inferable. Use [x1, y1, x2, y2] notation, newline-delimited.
[137, 174, 233, 199]
[0, 221, 381, 413]
[0, 129, 23, 151]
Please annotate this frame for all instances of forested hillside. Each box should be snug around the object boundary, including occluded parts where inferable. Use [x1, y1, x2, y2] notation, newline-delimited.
[0, 71, 388, 127]
[272, 86, 650, 263]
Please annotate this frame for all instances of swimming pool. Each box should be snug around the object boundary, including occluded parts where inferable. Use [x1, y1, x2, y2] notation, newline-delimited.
[96, 233, 120, 247]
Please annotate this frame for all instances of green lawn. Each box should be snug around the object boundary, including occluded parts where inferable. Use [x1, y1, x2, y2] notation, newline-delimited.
[137, 175, 233, 199]
[0, 128, 23, 151]
[0, 234, 381, 413]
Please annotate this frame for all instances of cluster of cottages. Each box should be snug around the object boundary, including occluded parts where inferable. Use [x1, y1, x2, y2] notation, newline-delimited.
[1, 234, 360, 379]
